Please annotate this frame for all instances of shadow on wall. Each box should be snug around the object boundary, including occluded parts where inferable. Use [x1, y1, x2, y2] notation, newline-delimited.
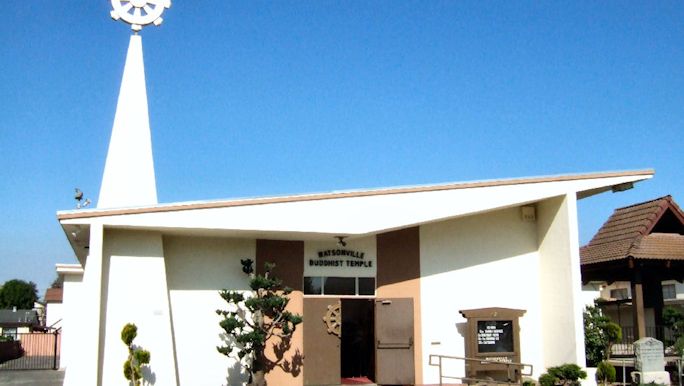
[266, 338, 303, 377]
[164, 236, 254, 291]
[420, 206, 538, 278]
[218, 326, 303, 385]
[455, 322, 467, 340]
[141, 362, 156, 385]
[225, 356, 248, 386]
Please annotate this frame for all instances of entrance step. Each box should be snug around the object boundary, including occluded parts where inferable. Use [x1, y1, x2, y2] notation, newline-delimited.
[341, 376, 375, 384]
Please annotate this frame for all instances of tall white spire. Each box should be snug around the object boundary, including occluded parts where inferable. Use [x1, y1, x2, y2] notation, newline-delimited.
[98, 34, 157, 208]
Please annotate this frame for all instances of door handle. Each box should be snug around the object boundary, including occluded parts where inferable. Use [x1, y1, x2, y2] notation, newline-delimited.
[377, 341, 412, 349]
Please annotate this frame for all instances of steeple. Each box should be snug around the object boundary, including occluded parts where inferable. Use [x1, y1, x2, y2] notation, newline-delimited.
[98, 1, 171, 209]
[98, 34, 157, 208]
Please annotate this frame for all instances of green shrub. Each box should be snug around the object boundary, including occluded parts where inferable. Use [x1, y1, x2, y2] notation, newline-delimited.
[539, 373, 556, 386]
[674, 336, 684, 356]
[584, 301, 622, 365]
[121, 323, 151, 386]
[539, 363, 587, 386]
[596, 361, 616, 385]
[522, 377, 536, 386]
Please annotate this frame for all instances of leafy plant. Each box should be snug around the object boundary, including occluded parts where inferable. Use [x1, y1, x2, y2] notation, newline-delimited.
[538, 364, 587, 386]
[584, 301, 622, 366]
[522, 377, 537, 386]
[662, 306, 684, 347]
[596, 361, 616, 385]
[216, 259, 303, 386]
[121, 323, 151, 386]
[0, 279, 38, 309]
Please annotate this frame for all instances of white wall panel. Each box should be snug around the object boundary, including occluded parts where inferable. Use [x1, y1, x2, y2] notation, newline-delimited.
[164, 236, 255, 386]
[420, 206, 543, 384]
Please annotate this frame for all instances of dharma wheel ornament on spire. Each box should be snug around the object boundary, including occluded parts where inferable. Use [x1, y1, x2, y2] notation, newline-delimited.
[110, 0, 171, 32]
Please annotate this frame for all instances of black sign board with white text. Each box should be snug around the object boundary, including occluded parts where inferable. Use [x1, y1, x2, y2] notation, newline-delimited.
[477, 320, 514, 353]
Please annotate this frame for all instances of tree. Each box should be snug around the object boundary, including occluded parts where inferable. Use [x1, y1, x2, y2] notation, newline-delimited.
[50, 275, 64, 289]
[121, 323, 151, 386]
[596, 361, 616, 385]
[0, 279, 38, 309]
[662, 306, 684, 354]
[584, 301, 622, 366]
[216, 259, 303, 386]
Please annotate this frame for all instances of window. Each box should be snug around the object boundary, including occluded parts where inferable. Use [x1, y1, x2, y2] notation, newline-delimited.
[610, 288, 629, 300]
[663, 284, 677, 300]
[303, 276, 375, 296]
[1, 328, 17, 341]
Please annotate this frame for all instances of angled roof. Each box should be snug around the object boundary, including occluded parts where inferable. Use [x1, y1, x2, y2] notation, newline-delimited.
[58, 169, 653, 262]
[580, 195, 684, 265]
[44, 288, 63, 304]
[0, 309, 38, 327]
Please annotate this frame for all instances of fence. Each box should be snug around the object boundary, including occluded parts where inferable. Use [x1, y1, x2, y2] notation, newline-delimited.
[0, 331, 60, 370]
[611, 326, 677, 357]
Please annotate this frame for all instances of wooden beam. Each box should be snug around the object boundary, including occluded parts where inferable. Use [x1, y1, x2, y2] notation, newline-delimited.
[631, 281, 646, 340]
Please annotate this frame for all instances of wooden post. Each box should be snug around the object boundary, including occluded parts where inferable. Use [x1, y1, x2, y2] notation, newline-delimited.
[631, 281, 646, 340]
[53, 330, 59, 370]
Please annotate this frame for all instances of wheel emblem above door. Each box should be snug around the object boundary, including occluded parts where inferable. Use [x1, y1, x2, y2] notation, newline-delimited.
[323, 302, 341, 337]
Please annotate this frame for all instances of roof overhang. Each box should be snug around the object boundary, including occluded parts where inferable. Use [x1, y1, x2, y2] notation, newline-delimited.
[57, 169, 653, 262]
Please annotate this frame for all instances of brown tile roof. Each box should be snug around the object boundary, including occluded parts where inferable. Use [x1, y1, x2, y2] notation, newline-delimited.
[632, 233, 684, 259]
[44, 288, 63, 303]
[580, 196, 684, 265]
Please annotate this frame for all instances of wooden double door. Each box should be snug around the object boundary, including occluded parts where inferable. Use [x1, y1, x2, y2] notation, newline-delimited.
[303, 297, 414, 385]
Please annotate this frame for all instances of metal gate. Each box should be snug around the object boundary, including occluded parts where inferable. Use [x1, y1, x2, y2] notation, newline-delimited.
[0, 331, 60, 370]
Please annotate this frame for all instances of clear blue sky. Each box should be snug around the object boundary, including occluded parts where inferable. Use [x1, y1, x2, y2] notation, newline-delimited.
[1, 2, 682, 298]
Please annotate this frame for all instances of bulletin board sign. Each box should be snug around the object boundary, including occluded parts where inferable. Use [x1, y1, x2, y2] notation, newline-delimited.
[460, 307, 526, 383]
[477, 320, 514, 353]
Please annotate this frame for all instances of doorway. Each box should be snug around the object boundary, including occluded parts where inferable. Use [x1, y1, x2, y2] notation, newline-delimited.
[341, 298, 375, 383]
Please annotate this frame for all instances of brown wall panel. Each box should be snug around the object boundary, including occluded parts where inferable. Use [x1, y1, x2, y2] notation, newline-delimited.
[257, 239, 305, 385]
[377, 227, 420, 287]
[256, 239, 304, 291]
[303, 297, 341, 385]
[376, 227, 423, 384]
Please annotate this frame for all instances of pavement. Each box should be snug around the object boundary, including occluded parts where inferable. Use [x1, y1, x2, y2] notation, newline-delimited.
[0, 370, 64, 386]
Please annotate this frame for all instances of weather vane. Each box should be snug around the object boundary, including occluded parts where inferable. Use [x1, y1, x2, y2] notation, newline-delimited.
[110, 0, 171, 32]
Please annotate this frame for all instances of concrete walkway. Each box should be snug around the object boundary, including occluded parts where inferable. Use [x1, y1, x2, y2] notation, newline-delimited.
[0, 370, 64, 386]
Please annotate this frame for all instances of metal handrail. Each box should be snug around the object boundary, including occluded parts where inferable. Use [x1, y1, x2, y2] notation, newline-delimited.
[429, 354, 533, 386]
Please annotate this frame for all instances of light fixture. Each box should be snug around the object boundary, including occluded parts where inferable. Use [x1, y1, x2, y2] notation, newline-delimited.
[611, 182, 634, 193]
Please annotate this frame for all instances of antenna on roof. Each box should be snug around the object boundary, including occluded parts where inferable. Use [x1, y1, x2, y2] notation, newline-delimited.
[75, 188, 91, 209]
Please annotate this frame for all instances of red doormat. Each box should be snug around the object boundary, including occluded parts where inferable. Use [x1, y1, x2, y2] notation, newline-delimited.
[341, 376, 374, 384]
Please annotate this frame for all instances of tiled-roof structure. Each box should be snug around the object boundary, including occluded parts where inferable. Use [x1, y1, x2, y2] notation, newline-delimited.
[44, 288, 63, 304]
[580, 195, 684, 265]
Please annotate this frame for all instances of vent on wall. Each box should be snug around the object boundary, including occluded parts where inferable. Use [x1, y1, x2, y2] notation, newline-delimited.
[521, 205, 536, 222]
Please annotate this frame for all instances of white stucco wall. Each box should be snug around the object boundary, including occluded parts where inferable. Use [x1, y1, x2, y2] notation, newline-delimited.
[100, 229, 177, 386]
[63, 224, 104, 386]
[45, 303, 63, 329]
[164, 235, 255, 386]
[581, 283, 602, 308]
[59, 272, 83, 370]
[419, 206, 543, 384]
[536, 195, 586, 369]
